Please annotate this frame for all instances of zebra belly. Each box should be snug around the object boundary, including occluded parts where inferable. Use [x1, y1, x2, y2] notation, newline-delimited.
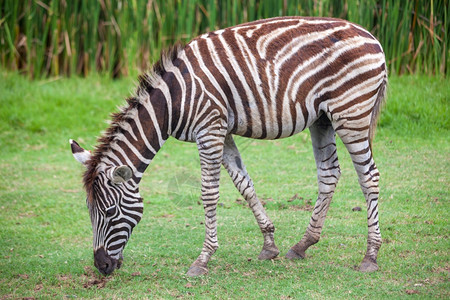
[227, 101, 315, 140]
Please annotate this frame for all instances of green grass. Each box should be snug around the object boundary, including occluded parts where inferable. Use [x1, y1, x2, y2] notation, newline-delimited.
[0, 71, 449, 298]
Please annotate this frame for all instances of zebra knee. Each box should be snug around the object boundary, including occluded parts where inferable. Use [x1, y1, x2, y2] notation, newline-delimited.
[260, 222, 275, 234]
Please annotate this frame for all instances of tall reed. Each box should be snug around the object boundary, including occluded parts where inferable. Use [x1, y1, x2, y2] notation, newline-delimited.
[0, 0, 448, 78]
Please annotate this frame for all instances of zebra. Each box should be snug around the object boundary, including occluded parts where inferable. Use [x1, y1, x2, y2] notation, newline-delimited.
[70, 16, 387, 277]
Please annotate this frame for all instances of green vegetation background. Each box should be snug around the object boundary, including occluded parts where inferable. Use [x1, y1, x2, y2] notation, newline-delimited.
[1, 0, 448, 78]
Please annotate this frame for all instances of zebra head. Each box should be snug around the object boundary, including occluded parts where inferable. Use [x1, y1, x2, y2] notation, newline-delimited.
[70, 140, 144, 275]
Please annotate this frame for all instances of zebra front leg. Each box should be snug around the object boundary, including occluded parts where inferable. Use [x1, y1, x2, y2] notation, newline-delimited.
[286, 116, 341, 259]
[223, 135, 279, 260]
[186, 131, 225, 277]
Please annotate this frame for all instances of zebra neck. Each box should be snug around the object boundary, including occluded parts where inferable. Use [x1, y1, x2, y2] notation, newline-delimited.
[100, 91, 171, 184]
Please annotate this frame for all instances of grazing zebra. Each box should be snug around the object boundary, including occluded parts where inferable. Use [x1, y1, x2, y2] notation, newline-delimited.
[70, 16, 387, 277]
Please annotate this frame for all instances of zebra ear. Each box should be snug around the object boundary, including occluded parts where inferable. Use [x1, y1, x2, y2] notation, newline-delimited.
[111, 165, 133, 184]
[70, 139, 91, 165]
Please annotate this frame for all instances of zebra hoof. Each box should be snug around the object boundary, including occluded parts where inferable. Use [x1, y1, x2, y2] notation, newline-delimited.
[359, 258, 379, 272]
[285, 248, 305, 260]
[186, 265, 208, 277]
[258, 247, 280, 260]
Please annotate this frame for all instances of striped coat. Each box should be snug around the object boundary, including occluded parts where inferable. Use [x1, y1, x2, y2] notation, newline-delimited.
[71, 16, 387, 276]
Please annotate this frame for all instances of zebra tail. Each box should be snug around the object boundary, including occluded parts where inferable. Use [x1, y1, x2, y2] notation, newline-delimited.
[368, 76, 388, 150]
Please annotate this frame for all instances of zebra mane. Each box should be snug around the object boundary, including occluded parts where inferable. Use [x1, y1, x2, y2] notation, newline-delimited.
[83, 43, 185, 200]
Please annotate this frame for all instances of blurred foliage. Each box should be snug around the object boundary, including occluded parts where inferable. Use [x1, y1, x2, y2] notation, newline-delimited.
[0, 0, 448, 78]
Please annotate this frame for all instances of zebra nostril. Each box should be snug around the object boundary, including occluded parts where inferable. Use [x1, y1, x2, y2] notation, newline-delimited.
[94, 247, 116, 275]
[97, 262, 110, 275]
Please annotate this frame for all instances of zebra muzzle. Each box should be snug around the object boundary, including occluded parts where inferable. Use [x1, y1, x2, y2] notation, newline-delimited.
[94, 247, 118, 276]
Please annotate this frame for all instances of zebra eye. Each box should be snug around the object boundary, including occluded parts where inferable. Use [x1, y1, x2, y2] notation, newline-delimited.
[105, 205, 116, 218]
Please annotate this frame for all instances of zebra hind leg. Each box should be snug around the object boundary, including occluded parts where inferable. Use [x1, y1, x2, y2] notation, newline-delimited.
[222, 135, 279, 260]
[286, 115, 341, 259]
[331, 75, 385, 272]
[338, 131, 382, 272]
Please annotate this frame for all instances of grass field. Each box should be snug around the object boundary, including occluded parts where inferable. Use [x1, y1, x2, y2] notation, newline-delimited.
[0, 71, 449, 298]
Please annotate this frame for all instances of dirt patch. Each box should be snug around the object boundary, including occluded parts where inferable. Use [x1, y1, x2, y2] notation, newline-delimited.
[399, 250, 416, 258]
[432, 264, 450, 274]
[287, 194, 313, 211]
[17, 274, 29, 280]
[34, 283, 43, 292]
[82, 266, 109, 289]
[262, 197, 275, 206]
[287, 194, 301, 202]
[83, 277, 108, 289]
[56, 274, 72, 281]
[158, 214, 175, 218]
